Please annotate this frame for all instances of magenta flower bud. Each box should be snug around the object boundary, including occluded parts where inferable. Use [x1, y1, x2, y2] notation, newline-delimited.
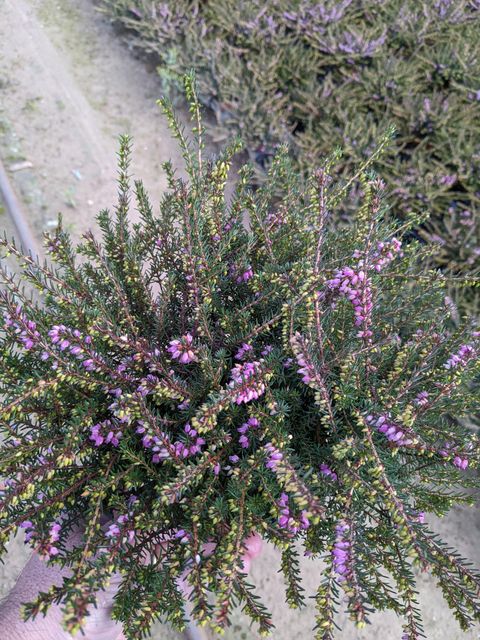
[167, 334, 198, 363]
[106, 524, 120, 538]
[453, 456, 468, 470]
[239, 435, 249, 448]
[235, 342, 253, 360]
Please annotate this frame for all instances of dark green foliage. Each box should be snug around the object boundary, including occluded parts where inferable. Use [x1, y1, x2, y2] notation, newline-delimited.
[0, 79, 479, 639]
[100, 0, 480, 309]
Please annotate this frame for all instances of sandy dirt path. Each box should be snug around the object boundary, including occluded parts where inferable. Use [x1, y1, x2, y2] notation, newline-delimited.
[0, 0, 186, 245]
[0, 2, 479, 640]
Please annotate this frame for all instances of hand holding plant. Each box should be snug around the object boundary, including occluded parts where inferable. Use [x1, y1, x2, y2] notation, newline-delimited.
[0, 76, 478, 639]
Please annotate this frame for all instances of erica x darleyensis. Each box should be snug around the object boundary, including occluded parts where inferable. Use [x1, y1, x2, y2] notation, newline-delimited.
[0, 76, 478, 639]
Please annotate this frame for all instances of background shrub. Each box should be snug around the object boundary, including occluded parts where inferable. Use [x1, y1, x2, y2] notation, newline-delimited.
[100, 0, 480, 309]
[0, 81, 479, 639]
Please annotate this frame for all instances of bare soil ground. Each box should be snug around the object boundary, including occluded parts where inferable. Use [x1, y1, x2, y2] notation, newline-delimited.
[0, 2, 479, 639]
[0, 0, 186, 244]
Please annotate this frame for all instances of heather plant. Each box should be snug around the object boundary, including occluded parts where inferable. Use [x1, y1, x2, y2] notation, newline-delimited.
[1, 80, 480, 640]
[100, 0, 480, 309]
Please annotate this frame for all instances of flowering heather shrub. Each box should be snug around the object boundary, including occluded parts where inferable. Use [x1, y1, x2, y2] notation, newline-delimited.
[1, 81, 480, 639]
[100, 0, 480, 308]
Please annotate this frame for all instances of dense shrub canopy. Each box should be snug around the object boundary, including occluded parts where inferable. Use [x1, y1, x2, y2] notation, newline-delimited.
[0, 84, 479, 639]
[101, 0, 480, 307]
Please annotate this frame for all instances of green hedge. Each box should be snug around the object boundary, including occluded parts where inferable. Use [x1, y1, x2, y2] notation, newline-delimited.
[100, 0, 480, 307]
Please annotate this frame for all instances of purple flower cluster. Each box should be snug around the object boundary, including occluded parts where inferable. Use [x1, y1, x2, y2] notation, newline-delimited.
[230, 263, 254, 284]
[319, 463, 338, 481]
[21, 520, 62, 559]
[237, 417, 260, 448]
[245, 13, 277, 38]
[47, 522, 62, 558]
[371, 238, 403, 272]
[327, 266, 373, 340]
[106, 523, 121, 538]
[283, 0, 352, 28]
[167, 333, 197, 364]
[332, 522, 351, 583]
[106, 496, 137, 544]
[366, 414, 413, 447]
[174, 528, 191, 544]
[237, 266, 254, 284]
[266, 209, 287, 227]
[444, 343, 477, 370]
[90, 419, 123, 447]
[413, 510, 426, 524]
[264, 442, 283, 470]
[337, 29, 387, 57]
[432, 0, 475, 21]
[136, 422, 169, 463]
[439, 443, 469, 470]
[235, 342, 253, 360]
[136, 421, 205, 463]
[228, 361, 266, 404]
[291, 334, 320, 386]
[47, 324, 99, 371]
[48, 324, 71, 348]
[143, 433, 170, 463]
[136, 374, 161, 398]
[324, 240, 402, 343]
[439, 173, 457, 188]
[453, 457, 469, 470]
[108, 394, 136, 426]
[414, 391, 429, 407]
[178, 424, 206, 457]
[20, 519, 36, 543]
[4, 307, 40, 350]
[45, 236, 61, 254]
[277, 493, 310, 535]
[296, 352, 316, 384]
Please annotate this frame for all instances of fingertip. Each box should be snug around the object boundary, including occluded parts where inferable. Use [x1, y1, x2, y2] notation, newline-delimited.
[243, 532, 262, 558]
